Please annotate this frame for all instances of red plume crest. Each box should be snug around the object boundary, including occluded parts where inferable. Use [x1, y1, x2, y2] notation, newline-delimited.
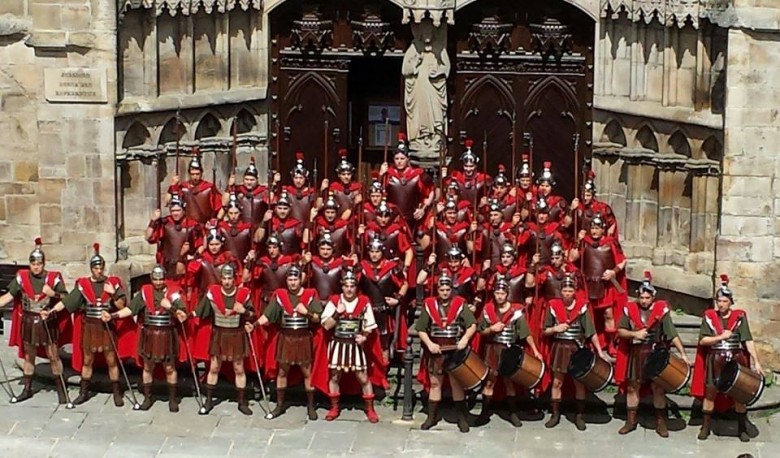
[587, 170, 596, 180]
[338, 148, 348, 158]
[720, 274, 729, 285]
[497, 164, 506, 172]
[464, 139, 474, 148]
[371, 171, 379, 180]
[250, 156, 256, 165]
[644, 270, 652, 282]
[296, 151, 304, 161]
[543, 161, 552, 169]
[397, 133, 406, 142]
[93, 243, 100, 254]
[35, 237, 42, 246]
[521, 154, 530, 162]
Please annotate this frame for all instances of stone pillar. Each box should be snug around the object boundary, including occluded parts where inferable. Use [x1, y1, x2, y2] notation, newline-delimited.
[623, 157, 657, 260]
[718, 25, 780, 368]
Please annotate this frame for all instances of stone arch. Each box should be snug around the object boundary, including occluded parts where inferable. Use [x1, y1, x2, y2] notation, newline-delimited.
[122, 122, 152, 149]
[701, 136, 723, 162]
[668, 130, 691, 157]
[231, 108, 257, 134]
[194, 112, 222, 139]
[158, 116, 187, 145]
[633, 125, 658, 152]
[600, 120, 626, 146]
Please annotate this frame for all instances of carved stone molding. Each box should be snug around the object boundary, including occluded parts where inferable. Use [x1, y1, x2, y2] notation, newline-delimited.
[351, 8, 395, 56]
[600, 0, 732, 29]
[468, 15, 513, 58]
[530, 18, 572, 60]
[290, 8, 333, 55]
[118, 0, 263, 21]
[401, 0, 455, 27]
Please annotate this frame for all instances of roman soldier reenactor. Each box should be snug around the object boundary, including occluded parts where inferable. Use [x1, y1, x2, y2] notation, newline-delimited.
[312, 193, 353, 257]
[572, 213, 627, 356]
[522, 196, 566, 267]
[256, 191, 307, 256]
[535, 161, 567, 223]
[421, 197, 470, 263]
[515, 154, 537, 222]
[195, 264, 256, 415]
[303, 231, 355, 301]
[320, 269, 386, 423]
[485, 243, 531, 305]
[250, 234, 300, 309]
[359, 199, 414, 272]
[167, 148, 222, 224]
[46, 244, 137, 407]
[256, 265, 324, 420]
[0, 238, 71, 403]
[527, 242, 584, 339]
[362, 172, 402, 225]
[283, 151, 317, 224]
[146, 193, 203, 284]
[222, 156, 275, 226]
[441, 180, 473, 223]
[327, 148, 363, 219]
[692, 274, 764, 442]
[486, 165, 518, 223]
[219, 195, 254, 263]
[572, 170, 619, 241]
[542, 274, 606, 431]
[416, 272, 478, 433]
[477, 278, 542, 427]
[615, 271, 689, 437]
[380, 132, 434, 234]
[418, 247, 480, 306]
[446, 139, 490, 205]
[473, 199, 525, 271]
[359, 237, 409, 363]
[106, 265, 188, 412]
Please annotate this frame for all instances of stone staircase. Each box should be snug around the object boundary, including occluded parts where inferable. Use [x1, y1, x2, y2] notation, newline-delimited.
[671, 312, 702, 363]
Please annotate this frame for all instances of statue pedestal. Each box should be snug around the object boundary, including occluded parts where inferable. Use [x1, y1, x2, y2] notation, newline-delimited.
[410, 148, 441, 170]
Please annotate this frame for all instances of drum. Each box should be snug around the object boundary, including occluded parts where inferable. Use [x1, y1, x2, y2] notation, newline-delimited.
[497, 344, 546, 390]
[643, 347, 691, 393]
[567, 347, 613, 393]
[443, 348, 489, 392]
[717, 360, 764, 407]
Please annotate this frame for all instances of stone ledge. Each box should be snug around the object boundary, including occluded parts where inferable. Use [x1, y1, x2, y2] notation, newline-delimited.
[595, 96, 724, 130]
[117, 88, 268, 116]
[625, 259, 714, 300]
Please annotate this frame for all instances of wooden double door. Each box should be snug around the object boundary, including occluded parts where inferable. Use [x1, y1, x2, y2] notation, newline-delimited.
[270, 0, 594, 199]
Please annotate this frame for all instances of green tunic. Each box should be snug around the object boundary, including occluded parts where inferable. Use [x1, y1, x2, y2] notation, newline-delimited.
[7, 271, 68, 299]
[415, 300, 477, 333]
[195, 292, 255, 319]
[478, 308, 531, 341]
[128, 289, 185, 316]
[62, 278, 126, 313]
[263, 291, 323, 324]
[618, 312, 679, 341]
[543, 306, 597, 339]
[698, 314, 752, 341]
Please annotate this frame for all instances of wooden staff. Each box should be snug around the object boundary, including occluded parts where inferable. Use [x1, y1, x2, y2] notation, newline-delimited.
[175, 109, 181, 176]
[573, 133, 581, 239]
[323, 119, 329, 185]
[231, 118, 238, 174]
[382, 116, 390, 165]
[356, 128, 364, 257]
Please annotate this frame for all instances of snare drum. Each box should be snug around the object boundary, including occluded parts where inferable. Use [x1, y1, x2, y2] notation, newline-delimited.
[497, 344, 546, 390]
[567, 347, 613, 393]
[717, 360, 765, 407]
[643, 347, 691, 393]
[443, 348, 489, 392]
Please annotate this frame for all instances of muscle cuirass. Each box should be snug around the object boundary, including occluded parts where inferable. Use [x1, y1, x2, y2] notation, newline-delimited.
[459, 179, 486, 206]
[273, 222, 301, 255]
[386, 173, 421, 219]
[492, 324, 517, 345]
[450, 275, 474, 302]
[213, 307, 241, 328]
[182, 186, 215, 224]
[144, 309, 173, 327]
[367, 227, 401, 259]
[505, 275, 526, 303]
[161, 222, 193, 269]
[259, 260, 291, 300]
[548, 197, 566, 222]
[712, 332, 742, 350]
[311, 261, 345, 301]
[434, 226, 468, 262]
[332, 188, 356, 215]
[556, 321, 583, 341]
[288, 191, 314, 224]
[501, 202, 518, 223]
[281, 314, 309, 330]
[334, 317, 362, 339]
[22, 296, 51, 313]
[543, 270, 566, 300]
[238, 192, 268, 226]
[582, 242, 616, 300]
[360, 267, 396, 312]
[199, 261, 221, 291]
[85, 301, 110, 319]
[581, 208, 596, 231]
[320, 223, 350, 257]
[530, 230, 557, 266]
[431, 323, 462, 339]
[487, 227, 511, 267]
[223, 226, 252, 262]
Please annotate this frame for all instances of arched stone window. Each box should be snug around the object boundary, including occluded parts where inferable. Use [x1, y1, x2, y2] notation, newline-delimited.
[634, 125, 658, 152]
[600, 120, 627, 146]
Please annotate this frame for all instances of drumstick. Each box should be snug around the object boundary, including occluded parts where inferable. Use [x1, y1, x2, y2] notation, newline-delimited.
[439, 345, 459, 352]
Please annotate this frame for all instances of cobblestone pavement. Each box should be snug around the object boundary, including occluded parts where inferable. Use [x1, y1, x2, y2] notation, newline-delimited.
[0, 345, 777, 457]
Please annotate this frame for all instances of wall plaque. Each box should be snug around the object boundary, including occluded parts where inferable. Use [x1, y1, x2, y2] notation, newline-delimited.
[44, 68, 108, 103]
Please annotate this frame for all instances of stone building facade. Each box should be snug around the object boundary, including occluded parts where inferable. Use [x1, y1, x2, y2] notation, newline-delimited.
[0, 0, 779, 365]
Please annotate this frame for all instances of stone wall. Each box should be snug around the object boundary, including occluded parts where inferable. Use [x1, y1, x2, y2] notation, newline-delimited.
[718, 16, 780, 367]
[0, 0, 117, 281]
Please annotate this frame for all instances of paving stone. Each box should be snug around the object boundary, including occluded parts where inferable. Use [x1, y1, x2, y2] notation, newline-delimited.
[37, 411, 87, 439]
[158, 437, 233, 457]
[49, 437, 112, 457]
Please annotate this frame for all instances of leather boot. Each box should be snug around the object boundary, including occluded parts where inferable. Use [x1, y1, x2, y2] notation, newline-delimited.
[476, 395, 492, 426]
[237, 388, 253, 416]
[420, 400, 440, 430]
[507, 396, 523, 427]
[112, 381, 125, 407]
[306, 389, 318, 420]
[140, 383, 154, 411]
[15, 375, 34, 403]
[737, 412, 750, 442]
[574, 399, 587, 431]
[618, 408, 638, 435]
[545, 399, 561, 428]
[202, 383, 216, 414]
[655, 408, 669, 438]
[54, 377, 68, 405]
[697, 410, 712, 440]
[325, 392, 340, 421]
[455, 400, 470, 433]
[268, 388, 287, 418]
[72, 379, 91, 405]
[363, 394, 379, 423]
[168, 383, 179, 413]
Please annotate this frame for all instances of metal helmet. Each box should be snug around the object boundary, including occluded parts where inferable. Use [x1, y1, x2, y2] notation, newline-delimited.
[291, 151, 309, 178]
[206, 227, 225, 244]
[275, 191, 291, 207]
[367, 236, 384, 252]
[551, 241, 564, 257]
[437, 271, 453, 287]
[151, 265, 166, 280]
[286, 264, 303, 278]
[395, 133, 408, 157]
[494, 276, 510, 292]
[446, 246, 464, 261]
[535, 196, 550, 214]
[376, 199, 393, 217]
[637, 270, 656, 296]
[244, 156, 259, 178]
[715, 274, 734, 303]
[493, 164, 510, 187]
[369, 171, 384, 194]
[590, 212, 606, 228]
[500, 242, 516, 257]
[487, 198, 504, 213]
[444, 197, 458, 212]
[266, 232, 283, 248]
[536, 161, 555, 186]
[226, 193, 242, 212]
[323, 192, 339, 211]
[341, 268, 359, 286]
[89, 243, 105, 268]
[318, 230, 335, 247]
[220, 264, 236, 279]
[460, 139, 479, 165]
[169, 192, 186, 209]
[188, 147, 203, 171]
[583, 169, 597, 194]
[29, 237, 45, 264]
[517, 153, 533, 178]
[562, 273, 577, 289]
[335, 148, 354, 174]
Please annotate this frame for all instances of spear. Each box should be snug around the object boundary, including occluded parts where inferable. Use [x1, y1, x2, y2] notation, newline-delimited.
[357, 127, 364, 257]
[382, 116, 390, 165]
[323, 119, 329, 186]
[573, 133, 581, 237]
[175, 108, 181, 177]
[231, 117, 238, 174]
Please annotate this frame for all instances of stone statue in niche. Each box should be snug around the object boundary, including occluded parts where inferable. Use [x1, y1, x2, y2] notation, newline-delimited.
[402, 19, 450, 159]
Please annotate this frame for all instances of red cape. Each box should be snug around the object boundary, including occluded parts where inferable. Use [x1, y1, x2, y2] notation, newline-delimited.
[71, 277, 138, 372]
[8, 271, 73, 359]
[614, 301, 670, 393]
[691, 309, 747, 412]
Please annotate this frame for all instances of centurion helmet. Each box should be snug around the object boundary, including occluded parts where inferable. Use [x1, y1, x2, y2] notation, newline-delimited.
[188, 147, 203, 171]
[460, 139, 479, 165]
[244, 156, 259, 178]
[89, 243, 105, 268]
[637, 270, 657, 296]
[369, 172, 384, 194]
[151, 265, 166, 280]
[493, 164, 510, 187]
[715, 274, 734, 303]
[536, 161, 555, 186]
[291, 151, 309, 178]
[517, 154, 533, 179]
[395, 133, 408, 157]
[335, 148, 354, 174]
[583, 170, 597, 194]
[29, 237, 45, 263]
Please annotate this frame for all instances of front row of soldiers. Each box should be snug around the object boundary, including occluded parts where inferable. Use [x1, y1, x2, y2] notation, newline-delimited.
[0, 238, 765, 442]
